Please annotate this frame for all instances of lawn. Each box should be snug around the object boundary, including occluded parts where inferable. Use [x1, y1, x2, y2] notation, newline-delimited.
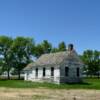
[0, 78, 100, 89]
[0, 78, 100, 100]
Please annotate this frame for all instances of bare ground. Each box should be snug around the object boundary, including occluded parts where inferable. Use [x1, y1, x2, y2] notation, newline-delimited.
[0, 88, 100, 100]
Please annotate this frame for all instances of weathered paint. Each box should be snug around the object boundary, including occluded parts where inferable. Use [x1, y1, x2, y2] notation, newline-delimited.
[24, 67, 60, 84]
[24, 63, 83, 84]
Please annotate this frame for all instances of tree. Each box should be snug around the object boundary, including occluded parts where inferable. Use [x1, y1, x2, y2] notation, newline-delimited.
[34, 44, 44, 58]
[82, 50, 94, 75]
[41, 40, 52, 54]
[0, 36, 13, 79]
[34, 40, 52, 58]
[93, 50, 100, 61]
[93, 50, 100, 78]
[0, 58, 4, 75]
[81, 50, 100, 77]
[51, 47, 59, 53]
[82, 50, 93, 64]
[58, 41, 66, 51]
[12, 37, 35, 79]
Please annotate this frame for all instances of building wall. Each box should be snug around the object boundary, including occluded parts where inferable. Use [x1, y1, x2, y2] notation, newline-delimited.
[24, 62, 83, 84]
[24, 66, 60, 84]
[60, 62, 83, 83]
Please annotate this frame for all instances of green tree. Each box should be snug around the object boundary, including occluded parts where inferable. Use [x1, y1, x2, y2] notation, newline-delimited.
[51, 47, 59, 53]
[58, 41, 66, 51]
[34, 40, 52, 58]
[93, 50, 100, 78]
[34, 44, 44, 58]
[0, 36, 13, 79]
[41, 40, 52, 54]
[81, 50, 100, 77]
[12, 37, 35, 79]
[93, 50, 100, 61]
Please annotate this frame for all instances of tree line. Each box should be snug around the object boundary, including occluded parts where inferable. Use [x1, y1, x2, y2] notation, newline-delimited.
[0, 36, 100, 79]
[0, 36, 66, 79]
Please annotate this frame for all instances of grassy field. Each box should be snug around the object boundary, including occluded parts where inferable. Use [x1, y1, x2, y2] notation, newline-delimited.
[0, 78, 100, 100]
[0, 78, 100, 89]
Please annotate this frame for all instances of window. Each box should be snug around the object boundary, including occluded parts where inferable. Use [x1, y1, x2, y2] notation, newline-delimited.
[77, 67, 80, 77]
[26, 71, 29, 80]
[43, 67, 46, 77]
[65, 67, 69, 76]
[35, 68, 38, 77]
[51, 67, 54, 76]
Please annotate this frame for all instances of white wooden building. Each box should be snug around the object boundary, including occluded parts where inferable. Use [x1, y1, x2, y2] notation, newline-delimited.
[24, 44, 84, 84]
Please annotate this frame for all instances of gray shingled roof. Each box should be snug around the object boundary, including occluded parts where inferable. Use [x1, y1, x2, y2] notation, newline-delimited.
[24, 50, 83, 71]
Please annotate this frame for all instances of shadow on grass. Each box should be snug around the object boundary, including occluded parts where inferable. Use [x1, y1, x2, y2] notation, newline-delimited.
[62, 81, 91, 85]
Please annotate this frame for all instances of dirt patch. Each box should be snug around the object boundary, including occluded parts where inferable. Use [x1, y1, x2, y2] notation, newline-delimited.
[0, 88, 100, 100]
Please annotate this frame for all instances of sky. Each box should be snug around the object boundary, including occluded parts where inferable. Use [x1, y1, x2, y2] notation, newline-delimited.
[0, 0, 100, 54]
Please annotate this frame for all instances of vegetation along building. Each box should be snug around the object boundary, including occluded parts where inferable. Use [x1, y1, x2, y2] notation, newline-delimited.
[24, 44, 84, 84]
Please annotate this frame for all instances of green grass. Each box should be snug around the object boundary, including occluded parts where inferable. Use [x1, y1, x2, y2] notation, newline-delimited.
[0, 78, 100, 89]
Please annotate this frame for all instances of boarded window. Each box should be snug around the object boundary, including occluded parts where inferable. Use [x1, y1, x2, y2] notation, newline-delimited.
[77, 67, 80, 77]
[51, 67, 54, 76]
[43, 67, 46, 77]
[35, 68, 38, 77]
[65, 67, 69, 76]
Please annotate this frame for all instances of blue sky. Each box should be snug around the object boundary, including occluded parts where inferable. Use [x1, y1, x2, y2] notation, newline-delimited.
[0, 0, 100, 54]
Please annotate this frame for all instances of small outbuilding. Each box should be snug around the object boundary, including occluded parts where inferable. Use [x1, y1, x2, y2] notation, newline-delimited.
[24, 44, 84, 84]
